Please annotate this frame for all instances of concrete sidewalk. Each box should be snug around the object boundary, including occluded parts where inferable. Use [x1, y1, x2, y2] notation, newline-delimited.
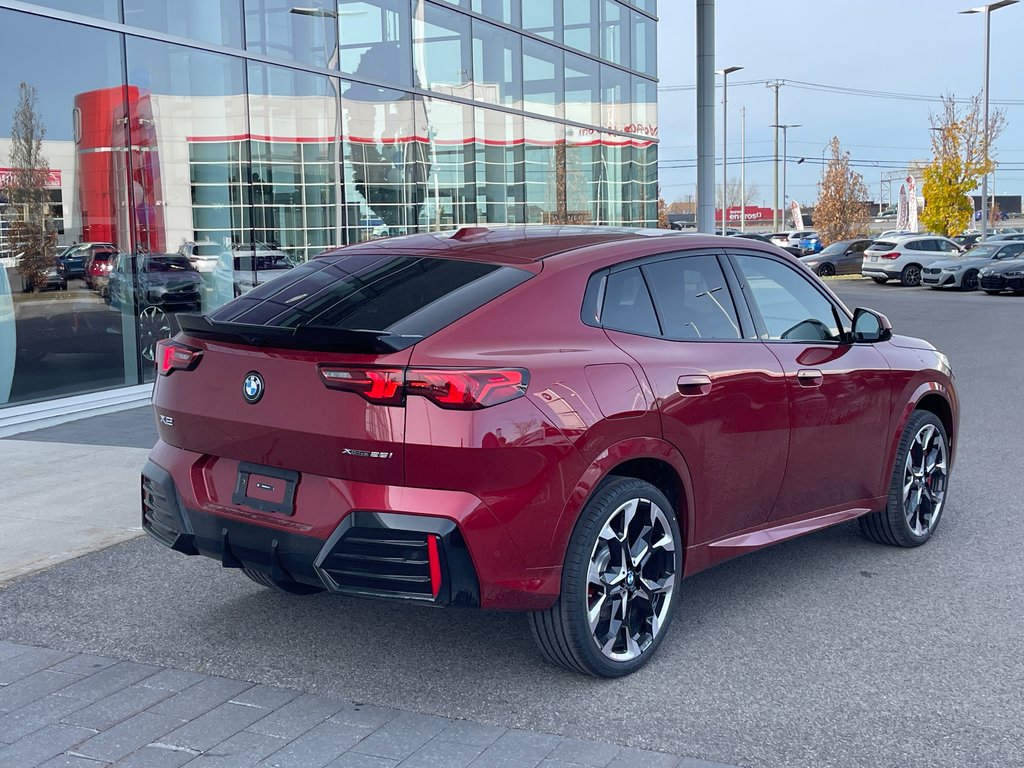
[0, 408, 735, 768]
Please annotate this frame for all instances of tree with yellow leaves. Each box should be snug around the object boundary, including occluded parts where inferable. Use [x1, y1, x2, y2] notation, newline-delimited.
[921, 94, 1005, 238]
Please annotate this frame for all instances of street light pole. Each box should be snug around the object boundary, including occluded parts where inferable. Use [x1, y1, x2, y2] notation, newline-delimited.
[960, 0, 1018, 241]
[740, 106, 746, 233]
[770, 123, 801, 228]
[717, 65, 743, 235]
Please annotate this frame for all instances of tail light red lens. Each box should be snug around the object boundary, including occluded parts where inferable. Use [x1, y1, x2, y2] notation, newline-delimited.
[879, 251, 900, 260]
[405, 368, 528, 409]
[318, 366, 529, 409]
[156, 339, 203, 376]
[318, 366, 404, 405]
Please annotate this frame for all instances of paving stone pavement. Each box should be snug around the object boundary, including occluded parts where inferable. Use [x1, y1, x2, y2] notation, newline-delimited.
[0, 641, 738, 768]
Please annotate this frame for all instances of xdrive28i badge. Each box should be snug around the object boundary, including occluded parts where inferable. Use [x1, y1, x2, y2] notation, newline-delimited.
[242, 372, 265, 404]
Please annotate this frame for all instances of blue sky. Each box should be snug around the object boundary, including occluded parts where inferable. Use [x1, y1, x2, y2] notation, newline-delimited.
[656, 0, 1024, 207]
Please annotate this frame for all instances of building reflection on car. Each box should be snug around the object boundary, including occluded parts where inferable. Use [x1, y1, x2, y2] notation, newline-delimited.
[211, 243, 297, 308]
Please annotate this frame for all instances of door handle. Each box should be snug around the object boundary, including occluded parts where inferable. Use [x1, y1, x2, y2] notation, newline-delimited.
[677, 374, 712, 396]
[797, 369, 824, 387]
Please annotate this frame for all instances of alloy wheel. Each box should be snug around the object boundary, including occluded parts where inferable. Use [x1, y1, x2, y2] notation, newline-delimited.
[586, 497, 676, 662]
[902, 265, 922, 287]
[902, 423, 948, 537]
[139, 305, 171, 363]
[817, 263, 835, 277]
[961, 270, 979, 292]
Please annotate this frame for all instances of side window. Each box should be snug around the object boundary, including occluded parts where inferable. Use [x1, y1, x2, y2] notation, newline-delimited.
[601, 267, 661, 337]
[733, 255, 842, 342]
[939, 240, 959, 252]
[1000, 243, 1024, 259]
[641, 255, 741, 340]
[904, 240, 922, 251]
[853, 241, 869, 253]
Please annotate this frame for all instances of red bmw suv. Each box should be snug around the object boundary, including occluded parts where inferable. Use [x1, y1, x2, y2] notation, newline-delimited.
[143, 226, 958, 677]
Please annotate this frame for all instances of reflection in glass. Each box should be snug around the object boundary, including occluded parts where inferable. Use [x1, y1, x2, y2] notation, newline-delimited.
[413, 2, 473, 97]
[601, 64, 631, 133]
[522, 39, 563, 119]
[632, 10, 657, 77]
[23, 0, 120, 21]
[420, 97, 476, 230]
[565, 127, 599, 225]
[123, 0, 243, 48]
[126, 36, 248, 320]
[0, 10, 137, 405]
[565, 52, 600, 127]
[522, 0, 560, 41]
[563, 0, 596, 55]
[632, 76, 658, 137]
[473, 0, 517, 24]
[244, 0, 337, 70]
[472, 20, 522, 109]
[342, 82, 425, 241]
[248, 62, 340, 268]
[600, 0, 630, 67]
[475, 108, 524, 225]
[598, 132, 632, 225]
[339, 0, 411, 87]
[524, 118, 563, 224]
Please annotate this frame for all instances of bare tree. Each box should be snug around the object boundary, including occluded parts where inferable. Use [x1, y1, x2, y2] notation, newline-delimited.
[815, 137, 869, 244]
[921, 93, 1006, 238]
[716, 177, 760, 210]
[1, 82, 55, 290]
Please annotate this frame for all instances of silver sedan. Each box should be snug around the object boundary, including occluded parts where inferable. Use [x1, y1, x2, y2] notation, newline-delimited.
[922, 241, 1024, 291]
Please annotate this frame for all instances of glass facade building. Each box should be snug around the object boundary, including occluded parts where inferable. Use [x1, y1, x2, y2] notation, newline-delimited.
[0, 0, 657, 410]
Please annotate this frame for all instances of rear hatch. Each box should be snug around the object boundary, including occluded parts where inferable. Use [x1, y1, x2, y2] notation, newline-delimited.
[864, 240, 896, 262]
[153, 250, 534, 487]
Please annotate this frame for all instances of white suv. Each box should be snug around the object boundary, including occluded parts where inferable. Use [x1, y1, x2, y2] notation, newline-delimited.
[861, 235, 962, 286]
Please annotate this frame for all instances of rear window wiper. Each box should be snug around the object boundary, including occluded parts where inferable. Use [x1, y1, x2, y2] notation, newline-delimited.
[176, 314, 421, 353]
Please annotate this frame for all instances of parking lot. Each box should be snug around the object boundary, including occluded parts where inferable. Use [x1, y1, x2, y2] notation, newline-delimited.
[0, 278, 1021, 768]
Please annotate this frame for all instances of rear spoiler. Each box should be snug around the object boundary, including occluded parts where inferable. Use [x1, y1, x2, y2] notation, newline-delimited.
[175, 314, 420, 354]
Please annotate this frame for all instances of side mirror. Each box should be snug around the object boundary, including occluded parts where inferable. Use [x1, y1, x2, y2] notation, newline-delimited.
[851, 307, 892, 343]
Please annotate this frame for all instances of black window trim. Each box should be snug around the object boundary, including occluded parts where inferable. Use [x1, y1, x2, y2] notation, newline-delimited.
[723, 248, 856, 346]
[581, 248, 758, 342]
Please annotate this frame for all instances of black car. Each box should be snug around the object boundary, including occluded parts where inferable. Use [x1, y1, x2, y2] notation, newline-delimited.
[731, 232, 803, 258]
[978, 257, 1024, 295]
[952, 234, 982, 250]
[800, 238, 873, 277]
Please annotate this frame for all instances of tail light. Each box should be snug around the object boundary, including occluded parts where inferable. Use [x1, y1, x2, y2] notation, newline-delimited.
[318, 366, 404, 405]
[156, 339, 203, 376]
[318, 366, 529, 410]
[879, 252, 900, 260]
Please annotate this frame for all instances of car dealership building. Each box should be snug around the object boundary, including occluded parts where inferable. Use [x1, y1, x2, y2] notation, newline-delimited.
[0, 0, 658, 423]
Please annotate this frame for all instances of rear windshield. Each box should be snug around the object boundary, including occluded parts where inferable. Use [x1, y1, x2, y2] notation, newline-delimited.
[145, 255, 194, 272]
[192, 244, 221, 257]
[91, 251, 115, 262]
[207, 253, 532, 349]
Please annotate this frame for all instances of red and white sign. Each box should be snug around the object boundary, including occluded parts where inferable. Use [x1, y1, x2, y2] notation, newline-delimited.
[0, 167, 62, 187]
[716, 206, 777, 223]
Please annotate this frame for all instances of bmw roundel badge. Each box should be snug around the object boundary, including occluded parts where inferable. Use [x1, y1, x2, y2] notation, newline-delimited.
[242, 372, 265, 404]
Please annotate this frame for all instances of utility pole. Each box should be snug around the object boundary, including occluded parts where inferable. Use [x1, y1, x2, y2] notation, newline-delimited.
[766, 80, 783, 230]
[696, 0, 716, 233]
[740, 106, 746, 233]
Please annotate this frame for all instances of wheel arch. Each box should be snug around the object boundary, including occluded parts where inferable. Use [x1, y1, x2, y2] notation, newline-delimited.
[881, 384, 958, 494]
[548, 438, 695, 571]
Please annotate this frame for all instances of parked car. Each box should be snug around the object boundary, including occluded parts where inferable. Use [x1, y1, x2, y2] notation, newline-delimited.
[25, 259, 68, 292]
[985, 233, 1024, 243]
[800, 238, 873, 277]
[861, 235, 962, 286]
[799, 233, 823, 255]
[770, 230, 817, 249]
[922, 241, 1024, 291]
[211, 245, 296, 307]
[952, 233, 982, 250]
[63, 242, 115, 282]
[83, 246, 120, 293]
[876, 230, 915, 241]
[143, 225, 959, 678]
[357, 217, 391, 239]
[107, 252, 204, 362]
[978, 255, 1024, 295]
[732, 232, 803, 258]
[177, 240, 223, 274]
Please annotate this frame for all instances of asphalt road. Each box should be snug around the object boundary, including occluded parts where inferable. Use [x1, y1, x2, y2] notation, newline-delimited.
[1, 279, 1021, 768]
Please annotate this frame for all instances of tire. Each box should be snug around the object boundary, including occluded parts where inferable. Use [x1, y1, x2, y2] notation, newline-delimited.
[983, 290, 1001, 295]
[60, 280, 68, 291]
[900, 264, 923, 287]
[528, 477, 682, 677]
[242, 567, 323, 595]
[871, 277, 888, 284]
[960, 270, 979, 292]
[816, 263, 836, 277]
[858, 410, 949, 548]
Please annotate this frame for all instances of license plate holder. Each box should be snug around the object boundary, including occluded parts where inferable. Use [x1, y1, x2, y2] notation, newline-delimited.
[232, 462, 299, 516]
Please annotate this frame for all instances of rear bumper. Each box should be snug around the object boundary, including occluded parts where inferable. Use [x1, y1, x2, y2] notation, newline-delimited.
[141, 441, 560, 610]
[861, 266, 900, 279]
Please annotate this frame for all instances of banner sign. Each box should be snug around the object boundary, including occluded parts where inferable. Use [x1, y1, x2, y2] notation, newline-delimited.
[0, 168, 62, 187]
[790, 200, 804, 230]
[906, 176, 919, 232]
